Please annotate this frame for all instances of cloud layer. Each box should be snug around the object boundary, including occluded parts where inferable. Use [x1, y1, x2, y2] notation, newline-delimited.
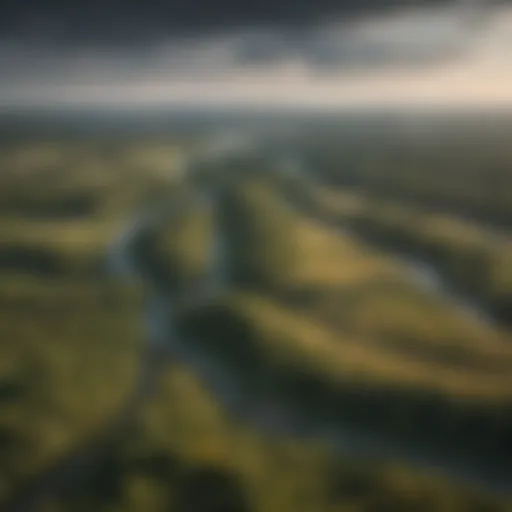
[1, 4, 511, 110]
[0, 0, 466, 43]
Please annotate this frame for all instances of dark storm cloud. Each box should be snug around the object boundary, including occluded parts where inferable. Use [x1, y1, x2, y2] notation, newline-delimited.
[0, 0, 481, 44]
[0, 0, 500, 93]
[0, 0, 509, 108]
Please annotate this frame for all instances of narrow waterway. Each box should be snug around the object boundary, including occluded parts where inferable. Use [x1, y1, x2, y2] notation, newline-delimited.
[279, 159, 501, 329]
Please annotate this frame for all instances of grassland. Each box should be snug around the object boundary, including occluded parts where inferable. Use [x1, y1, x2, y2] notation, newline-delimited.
[279, 167, 512, 327]
[0, 135, 510, 512]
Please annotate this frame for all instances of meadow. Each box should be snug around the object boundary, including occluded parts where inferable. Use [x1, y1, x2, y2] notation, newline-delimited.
[0, 123, 511, 512]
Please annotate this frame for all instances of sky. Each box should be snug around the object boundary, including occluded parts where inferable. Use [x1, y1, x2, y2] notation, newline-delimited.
[0, 0, 511, 111]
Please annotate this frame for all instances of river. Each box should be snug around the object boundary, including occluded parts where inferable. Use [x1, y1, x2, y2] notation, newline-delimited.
[3, 143, 510, 511]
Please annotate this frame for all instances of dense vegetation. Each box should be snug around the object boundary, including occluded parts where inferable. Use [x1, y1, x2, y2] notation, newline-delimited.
[304, 119, 512, 227]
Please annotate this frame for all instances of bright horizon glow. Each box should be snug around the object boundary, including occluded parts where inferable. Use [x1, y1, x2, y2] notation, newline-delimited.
[4, 63, 512, 111]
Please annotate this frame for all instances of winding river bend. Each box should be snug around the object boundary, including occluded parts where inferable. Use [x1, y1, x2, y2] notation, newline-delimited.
[113, 159, 512, 496]
[116, 167, 512, 497]
[3, 146, 511, 511]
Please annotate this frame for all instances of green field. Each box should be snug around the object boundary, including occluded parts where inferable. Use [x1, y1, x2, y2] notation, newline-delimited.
[0, 131, 511, 512]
